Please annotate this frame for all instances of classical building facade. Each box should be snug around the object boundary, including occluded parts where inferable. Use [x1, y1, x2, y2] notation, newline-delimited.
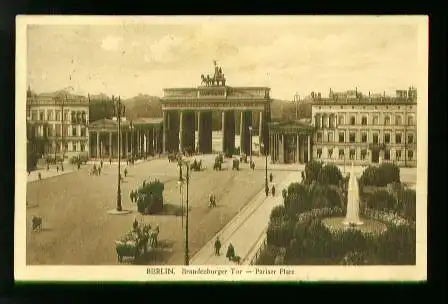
[160, 63, 271, 156]
[269, 120, 315, 164]
[310, 87, 417, 167]
[26, 87, 90, 160]
[88, 117, 163, 160]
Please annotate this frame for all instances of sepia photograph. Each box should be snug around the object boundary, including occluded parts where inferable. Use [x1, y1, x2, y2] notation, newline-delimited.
[15, 15, 428, 282]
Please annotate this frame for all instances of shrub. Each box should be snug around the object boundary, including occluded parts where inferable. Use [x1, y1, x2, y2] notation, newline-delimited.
[359, 163, 400, 187]
[284, 183, 310, 216]
[398, 189, 416, 221]
[375, 224, 416, 265]
[363, 208, 409, 227]
[269, 205, 287, 223]
[304, 160, 323, 185]
[317, 163, 343, 186]
[366, 190, 396, 212]
[256, 245, 281, 265]
[267, 219, 294, 247]
[340, 250, 370, 265]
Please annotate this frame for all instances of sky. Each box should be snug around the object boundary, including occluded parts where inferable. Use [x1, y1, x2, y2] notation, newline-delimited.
[26, 17, 422, 100]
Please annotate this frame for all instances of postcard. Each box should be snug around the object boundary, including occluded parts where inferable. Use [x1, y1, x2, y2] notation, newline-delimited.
[15, 15, 428, 282]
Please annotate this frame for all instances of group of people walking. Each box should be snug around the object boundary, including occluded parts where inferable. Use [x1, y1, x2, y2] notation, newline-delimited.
[214, 237, 239, 263]
[265, 172, 276, 197]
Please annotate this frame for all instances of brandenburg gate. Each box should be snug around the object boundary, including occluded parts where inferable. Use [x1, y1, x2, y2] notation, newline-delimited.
[160, 63, 271, 156]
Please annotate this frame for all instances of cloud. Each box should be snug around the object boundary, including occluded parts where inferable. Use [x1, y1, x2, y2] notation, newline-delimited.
[101, 35, 123, 51]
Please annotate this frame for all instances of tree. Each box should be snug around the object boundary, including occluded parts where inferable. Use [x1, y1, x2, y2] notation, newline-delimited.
[304, 160, 323, 185]
[317, 163, 343, 186]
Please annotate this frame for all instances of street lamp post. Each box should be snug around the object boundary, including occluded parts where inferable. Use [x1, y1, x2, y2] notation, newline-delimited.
[178, 158, 190, 266]
[261, 143, 268, 188]
[249, 126, 253, 165]
[113, 95, 125, 212]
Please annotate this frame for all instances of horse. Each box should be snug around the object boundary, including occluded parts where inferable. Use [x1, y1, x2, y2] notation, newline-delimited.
[149, 226, 159, 248]
[32, 215, 42, 232]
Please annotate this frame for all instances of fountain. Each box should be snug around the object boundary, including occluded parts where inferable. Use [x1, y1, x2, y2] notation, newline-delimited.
[343, 163, 364, 226]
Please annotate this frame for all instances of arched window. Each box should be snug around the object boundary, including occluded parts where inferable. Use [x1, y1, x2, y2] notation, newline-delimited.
[372, 116, 379, 125]
[395, 115, 402, 125]
[338, 116, 345, 125]
[314, 115, 321, 128]
[71, 112, 76, 123]
[384, 116, 390, 125]
[77, 111, 82, 123]
[408, 116, 414, 125]
[329, 115, 335, 128]
[350, 116, 356, 125]
[361, 116, 367, 125]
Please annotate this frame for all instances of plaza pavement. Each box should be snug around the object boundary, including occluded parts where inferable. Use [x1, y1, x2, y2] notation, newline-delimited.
[190, 170, 300, 265]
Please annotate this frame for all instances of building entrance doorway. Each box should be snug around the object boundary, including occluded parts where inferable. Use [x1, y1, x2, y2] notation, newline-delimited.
[371, 149, 380, 163]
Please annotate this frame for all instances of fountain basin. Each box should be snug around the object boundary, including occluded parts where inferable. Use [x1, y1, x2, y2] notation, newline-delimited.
[322, 217, 387, 235]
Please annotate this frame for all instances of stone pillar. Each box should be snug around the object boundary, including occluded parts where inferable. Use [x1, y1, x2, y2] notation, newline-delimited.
[109, 132, 112, 158]
[196, 111, 201, 152]
[259, 111, 263, 154]
[125, 131, 128, 157]
[280, 134, 284, 164]
[96, 131, 100, 158]
[179, 111, 184, 153]
[307, 135, 311, 162]
[221, 111, 226, 153]
[162, 111, 167, 153]
[296, 134, 300, 163]
[270, 134, 273, 163]
[239, 111, 243, 152]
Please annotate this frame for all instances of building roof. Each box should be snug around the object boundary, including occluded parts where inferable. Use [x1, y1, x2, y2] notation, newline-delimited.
[269, 119, 315, 134]
[89, 117, 163, 130]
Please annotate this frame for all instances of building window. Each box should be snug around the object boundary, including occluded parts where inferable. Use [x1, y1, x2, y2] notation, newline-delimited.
[384, 149, 390, 160]
[82, 112, 87, 124]
[314, 116, 321, 128]
[407, 134, 414, 144]
[64, 143, 68, 152]
[55, 124, 61, 136]
[328, 132, 333, 142]
[361, 132, 367, 143]
[384, 133, 391, 144]
[349, 132, 356, 143]
[71, 112, 76, 123]
[329, 116, 335, 128]
[72, 126, 77, 136]
[56, 110, 61, 121]
[338, 116, 345, 125]
[322, 116, 328, 128]
[361, 149, 367, 160]
[408, 150, 414, 160]
[361, 116, 367, 125]
[350, 116, 356, 125]
[31, 110, 37, 121]
[81, 127, 86, 137]
[338, 132, 345, 143]
[395, 133, 402, 144]
[338, 149, 345, 159]
[372, 116, 379, 125]
[317, 132, 323, 143]
[64, 111, 69, 122]
[396, 150, 402, 160]
[317, 148, 322, 159]
[63, 125, 68, 137]
[39, 111, 44, 121]
[395, 115, 402, 125]
[81, 144, 85, 152]
[73, 142, 77, 152]
[373, 134, 379, 144]
[349, 149, 356, 160]
[47, 110, 53, 121]
[408, 116, 414, 125]
[384, 116, 390, 125]
[328, 148, 333, 159]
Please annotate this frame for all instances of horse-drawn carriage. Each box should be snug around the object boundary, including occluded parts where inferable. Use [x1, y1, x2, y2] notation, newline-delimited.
[31, 215, 42, 232]
[190, 159, 202, 171]
[115, 224, 159, 263]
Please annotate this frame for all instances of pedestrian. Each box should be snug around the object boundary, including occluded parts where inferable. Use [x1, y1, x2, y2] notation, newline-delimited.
[27, 169, 30, 176]
[77, 163, 80, 170]
[271, 185, 276, 196]
[124, 168, 128, 177]
[269, 172, 273, 182]
[98, 167, 101, 175]
[38, 172, 42, 180]
[226, 243, 235, 261]
[109, 158, 112, 165]
[61, 164, 64, 172]
[265, 184, 269, 197]
[209, 193, 214, 208]
[214, 237, 222, 256]
[100, 159, 103, 168]
[56, 165, 59, 173]
[130, 190, 134, 203]
[46, 164, 49, 171]
[133, 217, 138, 231]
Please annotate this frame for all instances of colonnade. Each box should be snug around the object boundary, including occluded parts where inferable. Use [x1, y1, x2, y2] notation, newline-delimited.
[269, 133, 311, 164]
[162, 109, 268, 155]
[89, 127, 162, 159]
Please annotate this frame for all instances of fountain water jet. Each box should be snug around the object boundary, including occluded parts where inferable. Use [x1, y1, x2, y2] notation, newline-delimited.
[343, 163, 364, 226]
